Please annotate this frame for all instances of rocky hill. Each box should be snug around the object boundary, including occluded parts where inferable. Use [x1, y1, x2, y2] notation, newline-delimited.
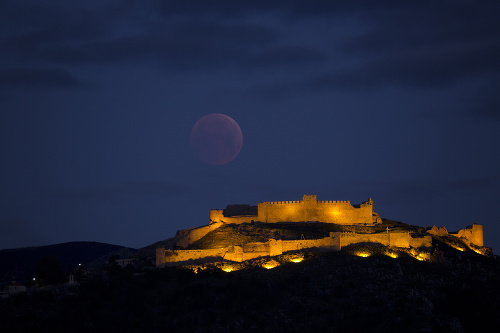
[1, 221, 498, 332]
[185, 219, 420, 250]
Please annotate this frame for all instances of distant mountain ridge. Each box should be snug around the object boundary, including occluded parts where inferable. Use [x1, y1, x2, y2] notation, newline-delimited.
[0, 241, 136, 286]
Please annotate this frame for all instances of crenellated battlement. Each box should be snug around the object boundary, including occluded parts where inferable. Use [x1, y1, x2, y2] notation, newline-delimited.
[302, 194, 317, 201]
[318, 200, 351, 204]
[269, 201, 301, 205]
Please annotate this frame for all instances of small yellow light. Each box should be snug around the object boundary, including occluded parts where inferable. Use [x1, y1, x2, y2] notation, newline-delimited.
[262, 260, 279, 269]
[357, 252, 370, 258]
[416, 253, 429, 261]
[222, 266, 234, 272]
[386, 252, 398, 258]
[290, 257, 303, 263]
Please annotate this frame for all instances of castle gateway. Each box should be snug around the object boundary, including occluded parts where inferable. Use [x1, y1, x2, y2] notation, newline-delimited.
[210, 195, 382, 225]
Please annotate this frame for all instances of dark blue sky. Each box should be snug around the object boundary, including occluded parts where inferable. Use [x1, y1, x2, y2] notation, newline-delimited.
[1, 1, 499, 252]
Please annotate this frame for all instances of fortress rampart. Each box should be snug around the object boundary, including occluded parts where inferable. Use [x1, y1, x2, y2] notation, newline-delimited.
[428, 223, 484, 247]
[157, 235, 342, 267]
[210, 195, 381, 225]
[156, 230, 434, 267]
[455, 224, 483, 247]
[175, 221, 224, 249]
[339, 231, 432, 248]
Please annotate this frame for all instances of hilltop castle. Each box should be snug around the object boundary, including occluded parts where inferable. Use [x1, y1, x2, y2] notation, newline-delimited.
[156, 195, 487, 267]
[210, 195, 382, 225]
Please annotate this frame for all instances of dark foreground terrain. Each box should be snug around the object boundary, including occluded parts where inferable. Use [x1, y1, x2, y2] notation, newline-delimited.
[1, 240, 499, 333]
[0, 241, 136, 286]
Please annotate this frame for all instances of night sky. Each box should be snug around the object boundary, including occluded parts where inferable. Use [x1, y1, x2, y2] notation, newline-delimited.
[1, 1, 499, 252]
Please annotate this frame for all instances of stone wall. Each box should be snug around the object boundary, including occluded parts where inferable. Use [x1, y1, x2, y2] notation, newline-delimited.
[282, 235, 340, 252]
[339, 231, 432, 249]
[455, 224, 483, 247]
[175, 221, 224, 248]
[157, 236, 342, 267]
[156, 247, 226, 267]
[428, 224, 484, 247]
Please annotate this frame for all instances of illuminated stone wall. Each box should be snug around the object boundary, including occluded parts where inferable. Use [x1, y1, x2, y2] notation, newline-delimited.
[428, 223, 484, 247]
[157, 236, 341, 267]
[175, 221, 224, 248]
[156, 247, 226, 267]
[157, 231, 432, 267]
[210, 195, 380, 225]
[281, 235, 341, 252]
[409, 235, 433, 248]
[455, 224, 483, 247]
[339, 231, 432, 248]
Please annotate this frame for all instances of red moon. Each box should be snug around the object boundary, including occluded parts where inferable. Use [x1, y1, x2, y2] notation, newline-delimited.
[190, 114, 243, 165]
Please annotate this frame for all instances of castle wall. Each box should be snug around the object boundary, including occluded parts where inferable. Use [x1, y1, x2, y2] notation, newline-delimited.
[223, 245, 243, 261]
[339, 231, 432, 248]
[158, 248, 226, 266]
[157, 235, 342, 266]
[427, 224, 484, 247]
[410, 235, 433, 248]
[282, 236, 340, 252]
[175, 221, 224, 248]
[340, 232, 390, 247]
[316, 201, 374, 224]
[157, 229, 434, 267]
[456, 224, 484, 247]
[256, 195, 377, 224]
[210, 195, 378, 225]
[390, 232, 413, 248]
[257, 201, 309, 222]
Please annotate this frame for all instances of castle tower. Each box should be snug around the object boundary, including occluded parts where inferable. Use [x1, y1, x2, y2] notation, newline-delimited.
[302, 194, 317, 203]
[469, 224, 484, 247]
[456, 223, 484, 247]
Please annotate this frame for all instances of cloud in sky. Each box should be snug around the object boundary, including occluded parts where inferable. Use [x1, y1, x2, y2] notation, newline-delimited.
[0, 68, 82, 89]
[56, 181, 191, 203]
[2, 1, 498, 84]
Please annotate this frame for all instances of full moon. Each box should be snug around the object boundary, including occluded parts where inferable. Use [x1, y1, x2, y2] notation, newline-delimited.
[190, 113, 243, 165]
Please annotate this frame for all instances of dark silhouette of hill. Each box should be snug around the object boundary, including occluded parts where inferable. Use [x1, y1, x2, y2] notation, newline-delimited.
[1, 241, 499, 332]
[0, 241, 136, 285]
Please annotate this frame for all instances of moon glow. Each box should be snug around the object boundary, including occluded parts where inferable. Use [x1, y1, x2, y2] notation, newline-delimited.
[190, 114, 243, 165]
